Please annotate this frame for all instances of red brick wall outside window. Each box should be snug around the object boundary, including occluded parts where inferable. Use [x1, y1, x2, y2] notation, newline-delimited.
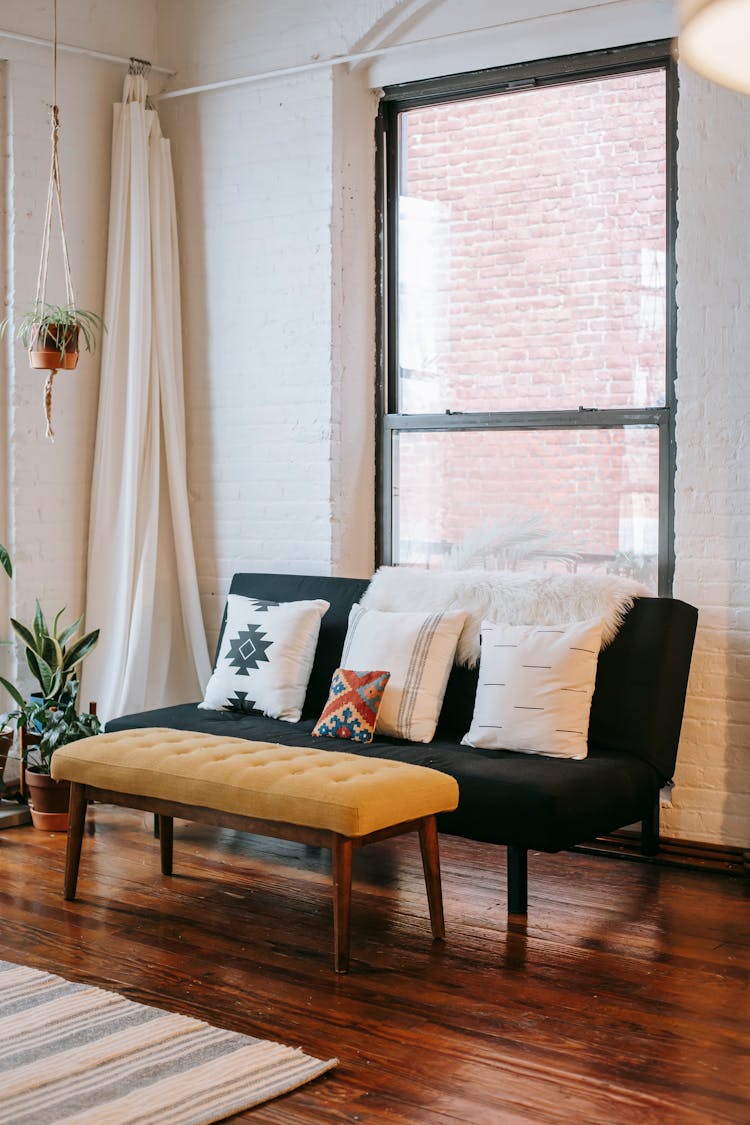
[391, 68, 667, 588]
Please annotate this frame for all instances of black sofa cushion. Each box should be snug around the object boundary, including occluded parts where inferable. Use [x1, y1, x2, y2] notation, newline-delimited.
[106, 702, 660, 853]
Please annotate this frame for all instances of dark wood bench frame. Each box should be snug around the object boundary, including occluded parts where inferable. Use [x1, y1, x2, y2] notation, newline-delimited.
[63, 782, 447, 973]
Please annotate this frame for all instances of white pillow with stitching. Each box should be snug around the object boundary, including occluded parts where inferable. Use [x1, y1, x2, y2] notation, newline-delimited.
[462, 617, 603, 759]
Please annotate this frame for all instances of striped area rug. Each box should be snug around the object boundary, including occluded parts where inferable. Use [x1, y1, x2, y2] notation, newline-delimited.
[0, 960, 337, 1124]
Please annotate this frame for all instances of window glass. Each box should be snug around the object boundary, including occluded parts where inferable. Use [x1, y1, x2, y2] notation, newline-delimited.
[393, 427, 660, 589]
[397, 70, 667, 414]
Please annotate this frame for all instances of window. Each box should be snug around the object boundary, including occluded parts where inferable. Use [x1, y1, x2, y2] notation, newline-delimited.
[377, 42, 677, 593]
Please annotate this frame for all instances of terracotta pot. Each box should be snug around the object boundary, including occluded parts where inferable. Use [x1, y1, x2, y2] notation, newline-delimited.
[25, 769, 70, 832]
[28, 324, 79, 371]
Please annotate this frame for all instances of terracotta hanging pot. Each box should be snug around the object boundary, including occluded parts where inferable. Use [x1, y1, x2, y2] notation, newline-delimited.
[25, 769, 71, 832]
[28, 323, 79, 371]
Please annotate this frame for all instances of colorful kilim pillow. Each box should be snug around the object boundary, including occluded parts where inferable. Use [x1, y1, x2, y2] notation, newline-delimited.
[312, 668, 391, 744]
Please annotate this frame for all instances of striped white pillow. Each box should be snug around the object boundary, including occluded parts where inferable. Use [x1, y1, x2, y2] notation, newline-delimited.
[462, 617, 603, 759]
[341, 605, 466, 743]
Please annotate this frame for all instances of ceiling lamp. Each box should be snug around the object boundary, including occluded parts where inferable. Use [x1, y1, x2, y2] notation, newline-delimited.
[679, 0, 750, 94]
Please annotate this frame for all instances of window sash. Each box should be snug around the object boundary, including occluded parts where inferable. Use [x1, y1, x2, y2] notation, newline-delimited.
[375, 41, 678, 596]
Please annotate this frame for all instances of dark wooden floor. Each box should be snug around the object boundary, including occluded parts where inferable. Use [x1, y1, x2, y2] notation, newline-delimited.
[1, 807, 748, 1124]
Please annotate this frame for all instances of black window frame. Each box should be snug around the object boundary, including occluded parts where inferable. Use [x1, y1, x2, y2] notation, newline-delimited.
[375, 40, 678, 595]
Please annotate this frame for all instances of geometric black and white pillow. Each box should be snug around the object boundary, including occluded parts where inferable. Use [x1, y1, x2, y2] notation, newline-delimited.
[199, 595, 330, 722]
[461, 617, 603, 759]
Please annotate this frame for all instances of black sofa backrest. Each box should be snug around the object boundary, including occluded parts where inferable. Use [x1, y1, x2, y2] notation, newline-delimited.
[587, 596, 698, 780]
[222, 574, 697, 783]
[438, 595, 698, 781]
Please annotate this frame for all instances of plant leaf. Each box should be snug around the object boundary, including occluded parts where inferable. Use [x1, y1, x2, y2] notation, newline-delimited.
[9, 618, 36, 650]
[0, 676, 25, 707]
[35, 654, 56, 697]
[33, 601, 48, 647]
[25, 652, 52, 693]
[40, 633, 63, 672]
[57, 616, 83, 648]
[62, 629, 99, 671]
[0, 545, 11, 579]
[26, 648, 44, 690]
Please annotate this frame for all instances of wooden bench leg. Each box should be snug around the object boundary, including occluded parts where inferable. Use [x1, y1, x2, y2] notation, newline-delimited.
[159, 815, 174, 875]
[64, 783, 88, 901]
[331, 835, 353, 973]
[419, 815, 446, 940]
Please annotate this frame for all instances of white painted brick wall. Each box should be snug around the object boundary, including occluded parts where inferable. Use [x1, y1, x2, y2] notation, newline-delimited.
[672, 68, 750, 849]
[169, 68, 337, 651]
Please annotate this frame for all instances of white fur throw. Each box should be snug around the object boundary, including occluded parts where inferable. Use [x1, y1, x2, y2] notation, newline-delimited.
[361, 568, 650, 668]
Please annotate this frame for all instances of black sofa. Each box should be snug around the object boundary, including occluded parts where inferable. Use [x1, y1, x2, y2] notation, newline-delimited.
[107, 572, 698, 914]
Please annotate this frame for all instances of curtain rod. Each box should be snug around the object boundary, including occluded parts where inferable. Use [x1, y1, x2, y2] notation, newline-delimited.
[0, 28, 175, 76]
[157, 0, 644, 101]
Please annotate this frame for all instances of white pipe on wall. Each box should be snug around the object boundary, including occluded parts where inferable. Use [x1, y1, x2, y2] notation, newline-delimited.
[0, 28, 174, 75]
[156, 0, 641, 101]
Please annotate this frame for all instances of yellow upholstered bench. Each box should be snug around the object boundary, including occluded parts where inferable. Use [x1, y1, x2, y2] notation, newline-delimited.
[52, 728, 459, 971]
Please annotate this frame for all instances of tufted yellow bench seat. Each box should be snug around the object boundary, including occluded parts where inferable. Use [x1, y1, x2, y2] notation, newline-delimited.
[52, 728, 459, 971]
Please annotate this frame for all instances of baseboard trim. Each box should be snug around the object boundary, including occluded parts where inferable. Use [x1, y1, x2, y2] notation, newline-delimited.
[575, 832, 749, 877]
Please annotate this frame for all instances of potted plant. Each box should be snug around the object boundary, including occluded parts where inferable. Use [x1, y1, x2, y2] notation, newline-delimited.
[0, 600, 100, 830]
[1, 600, 100, 705]
[4, 684, 101, 830]
[0, 303, 105, 439]
[0, 301, 104, 371]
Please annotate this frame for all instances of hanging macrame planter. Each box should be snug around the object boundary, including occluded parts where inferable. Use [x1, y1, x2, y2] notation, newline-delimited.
[35, 86, 78, 443]
[2, 0, 103, 441]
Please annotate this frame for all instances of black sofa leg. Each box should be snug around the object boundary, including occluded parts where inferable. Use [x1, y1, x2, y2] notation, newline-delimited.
[641, 796, 660, 856]
[507, 846, 528, 914]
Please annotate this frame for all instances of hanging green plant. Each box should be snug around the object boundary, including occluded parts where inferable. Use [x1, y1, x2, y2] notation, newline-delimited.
[2, 302, 105, 370]
[2, 0, 105, 442]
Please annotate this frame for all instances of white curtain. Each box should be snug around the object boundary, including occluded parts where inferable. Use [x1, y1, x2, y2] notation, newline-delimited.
[82, 73, 211, 722]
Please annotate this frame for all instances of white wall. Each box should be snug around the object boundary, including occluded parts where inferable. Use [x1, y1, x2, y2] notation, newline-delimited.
[674, 69, 750, 847]
[0, 1, 158, 691]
